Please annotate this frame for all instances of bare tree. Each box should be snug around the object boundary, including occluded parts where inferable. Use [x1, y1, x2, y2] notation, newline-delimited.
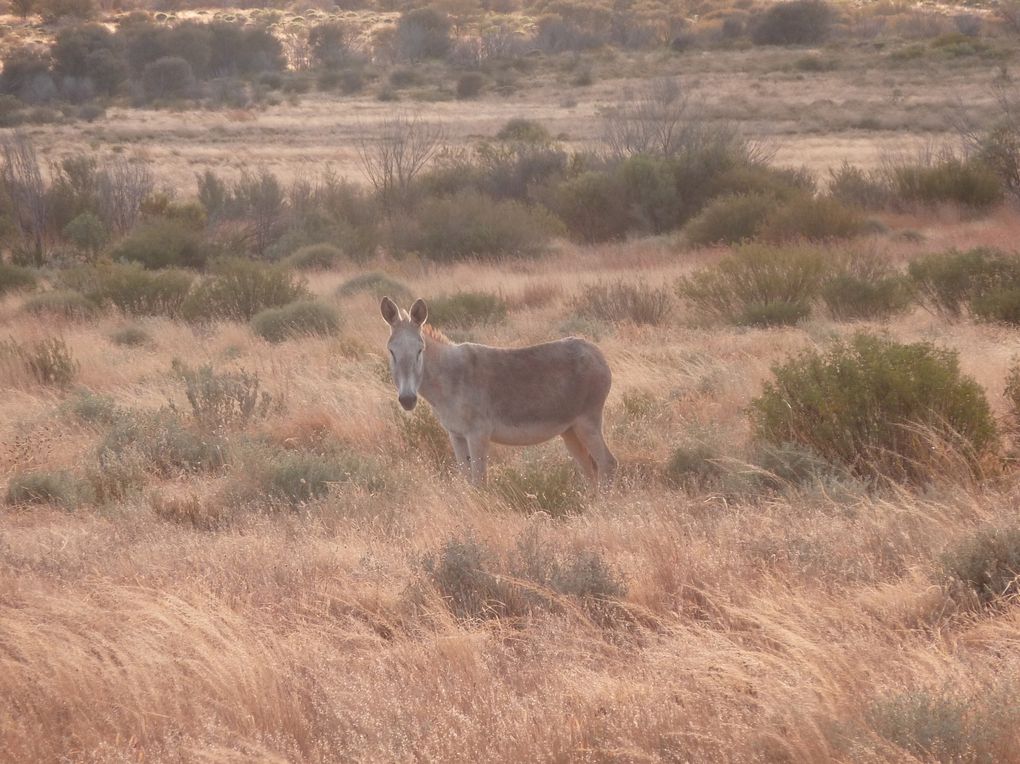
[0, 133, 48, 265]
[356, 114, 446, 208]
[96, 158, 155, 234]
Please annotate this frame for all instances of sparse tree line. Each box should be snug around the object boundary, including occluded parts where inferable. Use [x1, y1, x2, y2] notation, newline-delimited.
[0, 0, 1015, 125]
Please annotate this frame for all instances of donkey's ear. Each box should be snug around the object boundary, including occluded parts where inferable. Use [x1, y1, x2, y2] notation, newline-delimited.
[409, 298, 428, 327]
[380, 296, 400, 326]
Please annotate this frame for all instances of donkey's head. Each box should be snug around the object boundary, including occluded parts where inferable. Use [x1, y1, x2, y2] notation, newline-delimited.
[381, 296, 428, 411]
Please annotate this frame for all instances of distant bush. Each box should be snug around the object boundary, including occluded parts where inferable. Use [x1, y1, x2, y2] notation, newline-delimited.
[10, 337, 80, 387]
[142, 56, 196, 101]
[98, 409, 226, 477]
[22, 290, 98, 320]
[252, 448, 385, 505]
[109, 324, 151, 347]
[181, 258, 308, 322]
[285, 243, 344, 270]
[0, 263, 36, 296]
[971, 288, 1020, 325]
[574, 281, 672, 326]
[67, 389, 120, 425]
[395, 191, 557, 261]
[890, 156, 1003, 210]
[685, 193, 777, 246]
[496, 118, 551, 143]
[750, 333, 998, 483]
[551, 171, 631, 243]
[821, 274, 913, 321]
[171, 360, 271, 432]
[64, 212, 108, 256]
[251, 300, 342, 343]
[5, 470, 80, 508]
[908, 248, 1020, 318]
[427, 291, 507, 328]
[337, 272, 412, 302]
[492, 462, 585, 518]
[751, 0, 834, 45]
[758, 194, 867, 242]
[395, 8, 451, 61]
[676, 243, 826, 326]
[109, 219, 211, 270]
[67, 263, 193, 317]
[456, 72, 484, 99]
[828, 161, 892, 210]
[940, 526, 1020, 606]
[663, 442, 724, 491]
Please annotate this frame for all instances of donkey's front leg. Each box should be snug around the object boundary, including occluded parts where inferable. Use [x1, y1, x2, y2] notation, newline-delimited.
[449, 433, 471, 479]
[465, 434, 490, 486]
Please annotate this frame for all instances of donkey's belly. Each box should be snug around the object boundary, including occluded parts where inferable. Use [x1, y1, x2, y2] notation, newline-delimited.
[490, 421, 569, 446]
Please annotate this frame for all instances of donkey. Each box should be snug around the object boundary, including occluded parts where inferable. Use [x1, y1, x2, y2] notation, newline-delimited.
[381, 296, 618, 490]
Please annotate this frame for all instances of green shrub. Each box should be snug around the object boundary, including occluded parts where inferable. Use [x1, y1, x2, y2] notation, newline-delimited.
[98, 409, 227, 477]
[456, 71, 484, 99]
[891, 156, 1003, 209]
[20, 337, 79, 387]
[171, 360, 271, 432]
[67, 389, 120, 425]
[663, 443, 724, 490]
[492, 462, 586, 518]
[750, 333, 998, 483]
[63, 212, 107, 255]
[550, 171, 631, 244]
[395, 191, 556, 261]
[758, 194, 867, 242]
[259, 449, 385, 504]
[907, 248, 1020, 318]
[426, 291, 508, 328]
[251, 300, 342, 342]
[337, 272, 412, 302]
[110, 324, 151, 347]
[22, 290, 98, 320]
[420, 537, 518, 620]
[751, 441, 844, 490]
[821, 274, 913, 321]
[142, 56, 195, 101]
[751, 0, 833, 45]
[109, 219, 212, 270]
[396, 403, 451, 470]
[181, 258, 309, 322]
[285, 243, 344, 270]
[940, 526, 1020, 606]
[5, 470, 80, 508]
[676, 243, 827, 325]
[828, 161, 892, 210]
[67, 263, 193, 317]
[685, 193, 777, 246]
[0, 262, 36, 296]
[496, 118, 551, 143]
[574, 281, 672, 326]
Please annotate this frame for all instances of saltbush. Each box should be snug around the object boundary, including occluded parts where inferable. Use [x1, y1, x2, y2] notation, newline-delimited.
[181, 258, 308, 322]
[67, 263, 193, 317]
[251, 300, 342, 342]
[685, 193, 776, 246]
[109, 219, 212, 270]
[821, 274, 912, 321]
[172, 360, 271, 432]
[98, 409, 227, 477]
[750, 333, 998, 483]
[891, 156, 1003, 209]
[907, 248, 1020, 318]
[758, 194, 867, 242]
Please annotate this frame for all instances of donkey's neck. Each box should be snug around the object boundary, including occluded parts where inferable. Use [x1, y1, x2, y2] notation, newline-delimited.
[419, 329, 457, 408]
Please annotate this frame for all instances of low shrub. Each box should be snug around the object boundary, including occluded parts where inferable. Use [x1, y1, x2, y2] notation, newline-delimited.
[251, 300, 342, 342]
[67, 263, 193, 317]
[940, 526, 1020, 606]
[337, 272, 412, 302]
[496, 118, 551, 143]
[492, 462, 586, 518]
[758, 194, 867, 242]
[548, 171, 631, 244]
[750, 333, 998, 483]
[574, 281, 672, 326]
[907, 248, 1020, 318]
[663, 443, 724, 490]
[0, 262, 37, 296]
[426, 291, 508, 328]
[17, 337, 79, 387]
[685, 193, 777, 246]
[285, 243, 344, 270]
[257, 448, 385, 504]
[751, 0, 834, 45]
[396, 403, 451, 470]
[456, 72, 484, 99]
[109, 219, 212, 270]
[181, 258, 309, 322]
[22, 290, 98, 320]
[67, 389, 120, 425]
[890, 156, 1003, 210]
[828, 161, 892, 210]
[5, 470, 80, 508]
[171, 360, 271, 432]
[109, 324, 151, 347]
[98, 409, 227, 477]
[676, 243, 827, 326]
[971, 287, 1020, 325]
[821, 274, 913, 321]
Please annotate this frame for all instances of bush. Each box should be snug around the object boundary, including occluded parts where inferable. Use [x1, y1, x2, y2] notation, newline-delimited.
[750, 333, 998, 483]
[663, 443, 724, 490]
[251, 300, 342, 343]
[337, 272, 411, 302]
[758, 194, 867, 242]
[285, 243, 344, 270]
[64, 212, 107, 256]
[970, 288, 1020, 325]
[172, 360, 271, 432]
[940, 526, 1020, 606]
[550, 171, 631, 244]
[0, 263, 36, 296]
[109, 324, 151, 347]
[258, 449, 384, 504]
[67, 263, 193, 317]
[751, 0, 834, 45]
[821, 274, 913, 321]
[574, 281, 672, 326]
[181, 258, 309, 322]
[396, 403, 451, 470]
[685, 193, 777, 246]
[456, 72, 484, 99]
[5, 470, 80, 508]
[492, 462, 586, 518]
[427, 291, 507, 328]
[109, 220, 211, 270]
[98, 409, 227, 477]
[828, 161, 892, 210]
[676, 243, 827, 326]
[907, 248, 1020, 318]
[67, 388, 120, 425]
[142, 56, 196, 101]
[890, 156, 1003, 210]
[22, 290, 98, 320]
[395, 8, 451, 61]
[496, 118, 551, 143]
[12, 337, 80, 387]
[396, 192, 556, 261]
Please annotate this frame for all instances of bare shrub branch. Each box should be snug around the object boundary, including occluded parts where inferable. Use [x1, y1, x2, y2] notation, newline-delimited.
[356, 114, 446, 208]
[0, 132, 48, 264]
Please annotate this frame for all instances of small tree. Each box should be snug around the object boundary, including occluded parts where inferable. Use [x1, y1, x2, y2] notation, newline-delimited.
[142, 56, 195, 102]
[356, 114, 446, 208]
[0, 133, 48, 265]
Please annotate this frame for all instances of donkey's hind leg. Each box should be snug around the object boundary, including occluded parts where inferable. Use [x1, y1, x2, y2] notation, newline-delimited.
[449, 433, 471, 480]
[572, 415, 618, 491]
[561, 427, 596, 485]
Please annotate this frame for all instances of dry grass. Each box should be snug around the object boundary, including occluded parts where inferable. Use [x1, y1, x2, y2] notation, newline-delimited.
[4, 214, 1020, 760]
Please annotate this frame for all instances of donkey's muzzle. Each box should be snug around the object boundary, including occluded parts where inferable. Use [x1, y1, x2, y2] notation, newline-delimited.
[398, 394, 418, 411]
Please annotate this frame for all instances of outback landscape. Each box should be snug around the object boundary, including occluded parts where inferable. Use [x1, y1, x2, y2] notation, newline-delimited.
[4, 0, 1020, 761]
